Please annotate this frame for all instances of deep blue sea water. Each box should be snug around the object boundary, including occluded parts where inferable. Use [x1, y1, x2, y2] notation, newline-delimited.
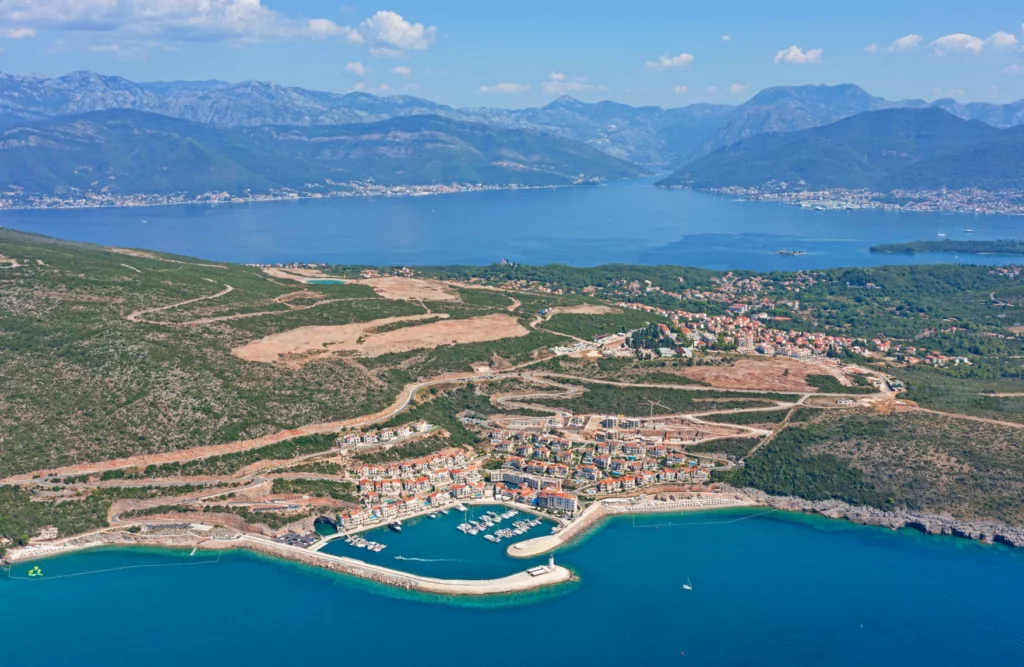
[2, 178, 1023, 270]
[3, 510, 1023, 666]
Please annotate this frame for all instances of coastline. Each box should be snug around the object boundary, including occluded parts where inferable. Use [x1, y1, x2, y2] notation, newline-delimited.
[741, 488, 1024, 548]
[507, 493, 757, 558]
[8, 490, 1023, 596]
[4, 528, 574, 596]
[0, 182, 575, 213]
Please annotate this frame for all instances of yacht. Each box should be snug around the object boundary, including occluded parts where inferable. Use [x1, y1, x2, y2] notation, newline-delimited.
[389, 520, 402, 532]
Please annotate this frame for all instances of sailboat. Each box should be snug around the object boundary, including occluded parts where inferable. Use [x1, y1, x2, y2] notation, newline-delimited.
[682, 577, 693, 591]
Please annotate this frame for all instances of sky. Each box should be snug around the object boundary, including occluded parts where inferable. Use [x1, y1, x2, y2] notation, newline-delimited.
[1, 1, 1023, 108]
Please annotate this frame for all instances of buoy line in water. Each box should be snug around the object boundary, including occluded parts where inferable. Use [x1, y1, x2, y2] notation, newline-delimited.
[632, 508, 780, 529]
[392, 556, 464, 563]
[6, 551, 222, 582]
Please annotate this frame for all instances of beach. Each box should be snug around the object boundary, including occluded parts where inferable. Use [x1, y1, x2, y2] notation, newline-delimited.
[507, 493, 757, 558]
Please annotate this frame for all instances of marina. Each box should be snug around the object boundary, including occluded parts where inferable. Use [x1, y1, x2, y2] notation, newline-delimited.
[319, 503, 557, 580]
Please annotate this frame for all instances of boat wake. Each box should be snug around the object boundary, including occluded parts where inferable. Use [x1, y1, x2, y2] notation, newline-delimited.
[393, 556, 461, 563]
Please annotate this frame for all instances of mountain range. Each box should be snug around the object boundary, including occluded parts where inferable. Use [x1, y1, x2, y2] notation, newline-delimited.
[657, 107, 1024, 191]
[0, 110, 643, 196]
[3, 71, 1024, 167]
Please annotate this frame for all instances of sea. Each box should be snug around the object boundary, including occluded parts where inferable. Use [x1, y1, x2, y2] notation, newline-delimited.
[2, 177, 1023, 270]
[3, 181, 1024, 664]
[3, 509, 1023, 666]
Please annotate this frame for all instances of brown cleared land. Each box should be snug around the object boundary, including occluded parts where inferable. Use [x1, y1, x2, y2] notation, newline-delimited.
[676, 357, 840, 392]
[232, 313, 529, 366]
[352, 277, 459, 301]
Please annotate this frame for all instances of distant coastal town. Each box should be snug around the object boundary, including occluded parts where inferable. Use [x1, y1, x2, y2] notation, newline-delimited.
[0, 180, 569, 211]
[707, 186, 1024, 216]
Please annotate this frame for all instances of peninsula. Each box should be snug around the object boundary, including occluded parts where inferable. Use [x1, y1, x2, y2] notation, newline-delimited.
[870, 239, 1024, 255]
[2, 229, 1023, 595]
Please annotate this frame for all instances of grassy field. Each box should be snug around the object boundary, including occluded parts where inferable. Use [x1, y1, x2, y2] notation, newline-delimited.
[700, 409, 791, 425]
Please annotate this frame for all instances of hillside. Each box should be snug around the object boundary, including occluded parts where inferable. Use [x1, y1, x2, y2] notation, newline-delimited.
[657, 107, 1024, 191]
[3, 72, 1023, 167]
[0, 110, 645, 196]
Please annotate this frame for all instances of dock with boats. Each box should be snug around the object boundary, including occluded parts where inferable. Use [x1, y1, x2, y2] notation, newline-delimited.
[456, 508, 545, 544]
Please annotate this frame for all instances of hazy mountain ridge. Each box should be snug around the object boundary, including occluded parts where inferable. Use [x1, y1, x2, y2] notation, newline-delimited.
[657, 107, 1024, 191]
[0, 109, 645, 197]
[2, 71, 1022, 167]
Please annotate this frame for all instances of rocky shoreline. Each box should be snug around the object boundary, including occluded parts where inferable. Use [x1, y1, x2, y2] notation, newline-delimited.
[742, 489, 1024, 548]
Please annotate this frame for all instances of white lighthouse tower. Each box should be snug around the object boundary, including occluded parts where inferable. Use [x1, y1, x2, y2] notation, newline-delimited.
[548, 553, 555, 569]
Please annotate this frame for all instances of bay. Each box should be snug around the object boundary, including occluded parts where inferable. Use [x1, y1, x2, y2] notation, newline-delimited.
[3, 510, 1023, 666]
[2, 178, 1022, 270]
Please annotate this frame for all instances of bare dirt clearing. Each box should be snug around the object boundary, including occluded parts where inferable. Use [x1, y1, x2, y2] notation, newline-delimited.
[353, 277, 459, 302]
[233, 313, 529, 366]
[676, 358, 837, 392]
[106, 247, 227, 268]
[261, 266, 333, 281]
[548, 305, 619, 316]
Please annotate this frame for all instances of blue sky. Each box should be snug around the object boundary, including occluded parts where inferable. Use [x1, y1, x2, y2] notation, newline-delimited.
[1, 1, 1023, 107]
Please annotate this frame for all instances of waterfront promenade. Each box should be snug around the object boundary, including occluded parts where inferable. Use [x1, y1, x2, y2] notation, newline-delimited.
[508, 493, 756, 558]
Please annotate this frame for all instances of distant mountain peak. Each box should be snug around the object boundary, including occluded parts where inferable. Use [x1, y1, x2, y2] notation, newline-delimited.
[545, 95, 583, 108]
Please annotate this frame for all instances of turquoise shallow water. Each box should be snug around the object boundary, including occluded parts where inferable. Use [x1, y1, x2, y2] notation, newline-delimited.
[3, 509, 1023, 666]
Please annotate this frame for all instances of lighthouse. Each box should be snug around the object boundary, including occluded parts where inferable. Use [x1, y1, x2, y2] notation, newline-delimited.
[548, 553, 555, 569]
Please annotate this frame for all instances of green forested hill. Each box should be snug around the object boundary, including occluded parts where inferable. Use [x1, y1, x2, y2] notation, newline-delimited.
[657, 107, 1024, 191]
[0, 110, 645, 196]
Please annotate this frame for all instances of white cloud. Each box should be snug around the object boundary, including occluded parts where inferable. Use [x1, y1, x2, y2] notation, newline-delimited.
[404, 83, 419, 92]
[986, 31, 1018, 49]
[0, 27, 34, 38]
[391, 65, 412, 77]
[729, 82, 749, 94]
[888, 34, 922, 52]
[645, 52, 694, 70]
[931, 86, 966, 99]
[344, 61, 366, 76]
[352, 81, 366, 92]
[774, 45, 823, 65]
[705, 85, 719, 94]
[721, 35, 731, 42]
[866, 34, 922, 54]
[480, 82, 531, 93]
[1004, 63, 1024, 75]
[931, 31, 1017, 55]
[672, 85, 688, 95]
[0, 0, 364, 45]
[359, 10, 435, 50]
[931, 33, 984, 55]
[376, 83, 392, 94]
[369, 46, 401, 58]
[541, 72, 606, 95]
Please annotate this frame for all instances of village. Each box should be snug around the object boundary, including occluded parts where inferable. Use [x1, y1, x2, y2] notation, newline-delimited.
[333, 407, 731, 534]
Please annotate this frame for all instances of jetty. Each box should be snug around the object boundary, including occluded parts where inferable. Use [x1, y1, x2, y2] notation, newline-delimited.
[210, 534, 573, 595]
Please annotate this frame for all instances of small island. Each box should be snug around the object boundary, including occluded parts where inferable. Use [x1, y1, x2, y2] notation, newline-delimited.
[870, 239, 1024, 255]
